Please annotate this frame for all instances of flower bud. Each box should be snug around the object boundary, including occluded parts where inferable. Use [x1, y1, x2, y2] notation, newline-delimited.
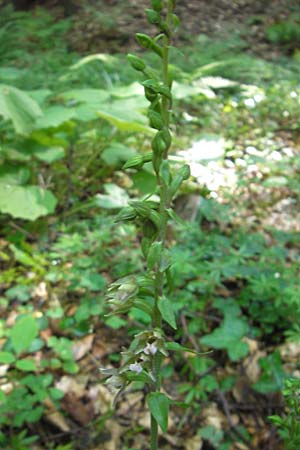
[179, 164, 191, 180]
[123, 154, 144, 169]
[148, 110, 164, 130]
[136, 33, 163, 57]
[115, 206, 136, 222]
[127, 54, 146, 71]
[151, 0, 163, 11]
[152, 132, 168, 155]
[146, 9, 161, 25]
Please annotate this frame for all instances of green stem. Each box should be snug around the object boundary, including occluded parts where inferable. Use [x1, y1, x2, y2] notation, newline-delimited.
[150, 2, 174, 449]
[150, 415, 159, 450]
[162, 0, 172, 141]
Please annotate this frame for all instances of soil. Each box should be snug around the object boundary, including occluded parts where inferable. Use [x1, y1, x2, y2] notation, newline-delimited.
[66, 0, 300, 56]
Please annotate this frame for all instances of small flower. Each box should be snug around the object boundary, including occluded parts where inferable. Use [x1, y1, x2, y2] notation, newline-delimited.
[144, 342, 158, 356]
[129, 363, 143, 374]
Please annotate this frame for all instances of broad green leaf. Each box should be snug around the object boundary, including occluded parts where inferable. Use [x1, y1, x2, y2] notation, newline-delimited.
[95, 183, 129, 209]
[49, 387, 64, 400]
[63, 360, 79, 374]
[158, 296, 177, 329]
[0, 84, 42, 135]
[2, 146, 31, 162]
[253, 352, 285, 394]
[5, 285, 31, 302]
[62, 88, 110, 104]
[35, 105, 75, 129]
[28, 338, 44, 353]
[33, 146, 65, 163]
[11, 315, 39, 354]
[0, 164, 30, 185]
[24, 406, 44, 423]
[15, 359, 37, 371]
[147, 392, 169, 433]
[105, 316, 127, 329]
[26, 89, 52, 104]
[101, 143, 136, 166]
[228, 341, 249, 361]
[132, 168, 156, 194]
[200, 314, 249, 361]
[109, 82, 145, 99]
[0, 351, 16, 364]
[0, 184, 57, 220]
[79, 272, 106, 291]
[73, 104, 99, 122]
[30, 130, 69, 147]
[97, 100, 153, 134]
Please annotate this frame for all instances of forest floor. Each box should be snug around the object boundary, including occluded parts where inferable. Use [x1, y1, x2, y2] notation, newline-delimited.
[66, 0, 298, 57]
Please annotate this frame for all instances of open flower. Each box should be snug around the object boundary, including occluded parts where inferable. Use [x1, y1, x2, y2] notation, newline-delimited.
[129, 363, 143, 374]
[144, 342, 158, 356]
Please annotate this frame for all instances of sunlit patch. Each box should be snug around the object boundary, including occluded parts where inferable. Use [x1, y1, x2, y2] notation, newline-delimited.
[178, 135, 237, 190]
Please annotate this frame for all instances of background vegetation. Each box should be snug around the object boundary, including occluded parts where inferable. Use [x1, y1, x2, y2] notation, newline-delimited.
[1, 0, 300, 449]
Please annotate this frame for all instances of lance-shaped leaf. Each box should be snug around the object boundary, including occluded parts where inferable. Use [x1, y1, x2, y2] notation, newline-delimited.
[158, 296, 177, 329]
[147, 392, 169, 432]
[147, 241, 163, 270]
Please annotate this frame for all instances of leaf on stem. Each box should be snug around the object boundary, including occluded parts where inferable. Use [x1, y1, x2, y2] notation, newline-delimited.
[147, 392, 169, 433]
[158, 296, 177, 329]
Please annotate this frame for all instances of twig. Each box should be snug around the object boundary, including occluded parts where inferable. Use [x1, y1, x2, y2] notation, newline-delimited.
[217, 389, 255, 450]
[180, 312, 200, 352]
[9, 221, 35, 240]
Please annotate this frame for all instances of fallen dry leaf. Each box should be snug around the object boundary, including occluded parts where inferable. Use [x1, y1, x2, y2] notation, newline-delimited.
[0, 364, 9, 377]
[5, 311, 18, 327]
[118, 391, 143, 415]
[200, 402, 226, 429]
[55, 375, 96, 425]
[33, 281, 48, 300]
[72, 334, 95, 361]
[44, 398, 70, 432]
[244, 350, 265, 383]
[233, 376, 254, 403]
[185, 435, 203, 450]
[242, 337, 259, 354]
[102, 419, 123, 450]
[62, 391, 95, 425]
[279, 341, 300, 361]
[55, 375, 88, 397]
[87, 384, 113, 414]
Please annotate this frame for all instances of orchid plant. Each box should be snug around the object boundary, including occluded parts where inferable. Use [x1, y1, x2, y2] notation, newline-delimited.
[101, 2, 191, 448]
